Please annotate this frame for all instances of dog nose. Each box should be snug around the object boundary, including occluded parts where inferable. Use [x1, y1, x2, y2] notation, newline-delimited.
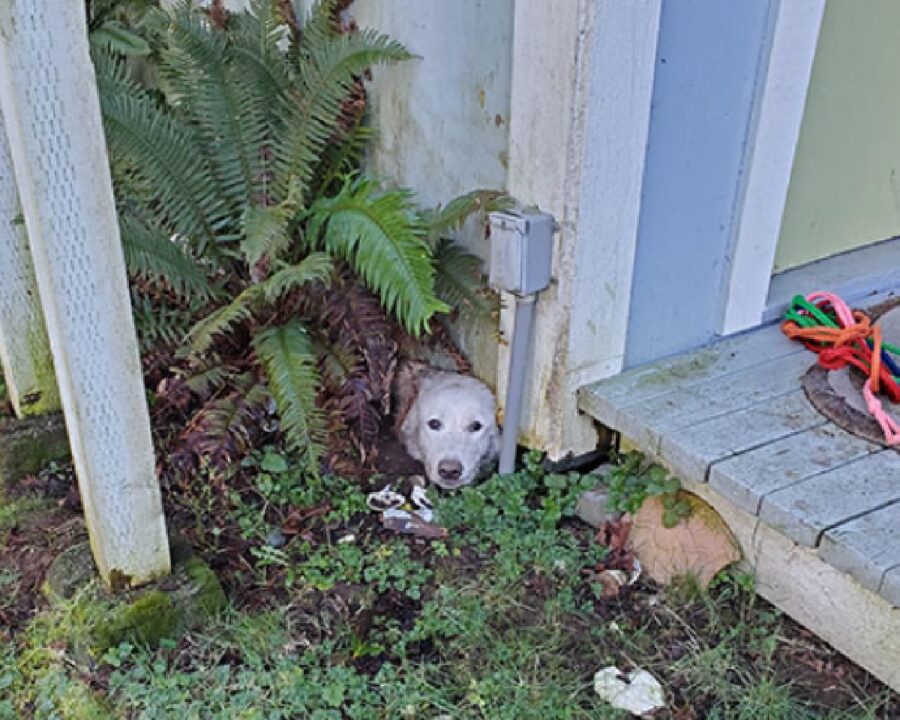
[438, 459, 462, 482]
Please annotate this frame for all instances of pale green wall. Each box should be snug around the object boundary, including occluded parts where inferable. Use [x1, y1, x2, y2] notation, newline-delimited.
[775, 0, 900, 272]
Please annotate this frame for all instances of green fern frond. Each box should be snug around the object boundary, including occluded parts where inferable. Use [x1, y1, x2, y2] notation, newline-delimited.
[121, 215, 213, 299]
[258, 252, 333, 304]
[99, 86, 228, 252]
[432, 237, 497, 318]
[90, 20, 152, 56]
[253, 319, 324, 472]
[240, 179, 304, 266]
[92, 43, 147, 104]
[309, 177, 449, 336]
[300, 0, 341, 47]
[227, 0, 294, 109]
[131, 293, 204, 351]
[274, 28, 412, 201]
[184, 363, 232, 397]
[162, 7, 271, 215]
[241, 204, 293, 268]
[425, 189, 512, 250]
[187, 285, 262, 354]
[313, 122, 374, 197]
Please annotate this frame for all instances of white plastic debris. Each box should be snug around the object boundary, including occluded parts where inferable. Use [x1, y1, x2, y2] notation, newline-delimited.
[366, 486, 406, 512]
[593, 667, 666, 717]
[629, 558, 643, 585]
[410, 484, 434, 522]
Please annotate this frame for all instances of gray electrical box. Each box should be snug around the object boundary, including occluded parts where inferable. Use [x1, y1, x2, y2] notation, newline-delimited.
[488, 210, 555, 295]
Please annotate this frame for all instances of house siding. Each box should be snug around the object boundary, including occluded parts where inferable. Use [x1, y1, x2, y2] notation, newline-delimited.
[775, 0, 900, 272]
[624, 0, 776, 367]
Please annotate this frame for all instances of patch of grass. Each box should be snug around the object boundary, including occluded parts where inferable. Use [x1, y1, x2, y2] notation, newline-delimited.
[2, 453, 897, 718]
[0, 496, 53, 534]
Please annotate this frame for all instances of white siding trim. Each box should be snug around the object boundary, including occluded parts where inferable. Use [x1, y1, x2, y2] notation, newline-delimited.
[720, 0, 825, 335]
[500, 0, 661, 456]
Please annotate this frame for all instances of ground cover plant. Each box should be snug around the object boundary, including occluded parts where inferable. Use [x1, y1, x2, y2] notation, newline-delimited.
[1, 452, 897, 718]
[0, 1, 897, 718]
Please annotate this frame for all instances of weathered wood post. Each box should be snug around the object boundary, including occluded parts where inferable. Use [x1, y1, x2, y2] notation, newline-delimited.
[0, 1, 170, 586]
[0, 106, 59, 418]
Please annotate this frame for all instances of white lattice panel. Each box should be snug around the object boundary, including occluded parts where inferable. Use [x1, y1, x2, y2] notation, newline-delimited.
[0, 105, 59, 417]
[0, 2, 169, 585]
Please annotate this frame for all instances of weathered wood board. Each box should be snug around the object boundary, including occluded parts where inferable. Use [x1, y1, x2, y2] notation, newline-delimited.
[819, 501, 900, 597]
[709, 424, 882, 514]
[577, 322, 801, 426]
[659, 390, 825, 482]
[759, 451, 900, 547]
[612, 353, 816, 450]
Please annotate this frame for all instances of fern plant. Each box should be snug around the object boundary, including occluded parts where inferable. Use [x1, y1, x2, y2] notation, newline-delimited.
[96, 0, 506, 478]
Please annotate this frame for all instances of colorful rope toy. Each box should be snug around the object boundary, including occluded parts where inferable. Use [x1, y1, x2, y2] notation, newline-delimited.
[782, 291, 900, 446]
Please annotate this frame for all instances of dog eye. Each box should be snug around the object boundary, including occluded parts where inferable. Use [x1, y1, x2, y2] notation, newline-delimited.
[427, 418, 443, 431]
[467, 421, 483, 433]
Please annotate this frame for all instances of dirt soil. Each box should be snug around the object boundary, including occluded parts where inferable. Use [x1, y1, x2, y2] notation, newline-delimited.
[2, 441, 898, 717]
[0, 465, 84, 637]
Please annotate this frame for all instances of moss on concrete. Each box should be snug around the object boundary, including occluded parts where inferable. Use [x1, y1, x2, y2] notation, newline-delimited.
[92, 590, 180, 651]
[42, 541, 227, 657]
[18, 325, 61, 417]
[0, 413, 70, 489]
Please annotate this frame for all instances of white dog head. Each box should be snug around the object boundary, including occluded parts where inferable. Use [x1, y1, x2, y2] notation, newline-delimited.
[400, 371, 500, 489]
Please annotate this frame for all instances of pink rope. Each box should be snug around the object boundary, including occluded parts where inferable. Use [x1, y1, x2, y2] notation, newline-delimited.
[805, 290, 856, 326]
[863, 379, 900, 445]
[807, 290, 900, 446]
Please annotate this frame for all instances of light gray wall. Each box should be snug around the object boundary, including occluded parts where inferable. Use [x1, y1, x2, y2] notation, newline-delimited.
[353, 1, 512, 218]
[353, 0, 514, 385]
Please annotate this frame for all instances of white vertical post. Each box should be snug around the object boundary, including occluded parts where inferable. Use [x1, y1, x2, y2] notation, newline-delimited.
[720, 0, 825, 334]
[0, 106, 59, 418]
[0, 1, 169, 586]
[501, 0, 661, 457]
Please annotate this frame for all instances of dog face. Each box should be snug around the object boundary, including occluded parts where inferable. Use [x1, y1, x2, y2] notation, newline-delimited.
[400, 371, 500, 489]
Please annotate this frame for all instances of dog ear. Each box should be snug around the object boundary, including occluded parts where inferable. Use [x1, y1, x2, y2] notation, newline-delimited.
[484, 423, 501, 467]
[399, 393, 423, 461]
[392, 360, 426, 435]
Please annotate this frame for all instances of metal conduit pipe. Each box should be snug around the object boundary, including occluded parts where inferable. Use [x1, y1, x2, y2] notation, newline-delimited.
[488, 210, 555, 475]
[498, 293, 536, 474]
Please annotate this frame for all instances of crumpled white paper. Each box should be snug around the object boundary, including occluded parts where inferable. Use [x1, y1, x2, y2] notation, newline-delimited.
[593, 666, 665, 716]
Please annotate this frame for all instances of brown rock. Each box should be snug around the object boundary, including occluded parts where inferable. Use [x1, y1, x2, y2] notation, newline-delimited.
[630, 492, 741, 586]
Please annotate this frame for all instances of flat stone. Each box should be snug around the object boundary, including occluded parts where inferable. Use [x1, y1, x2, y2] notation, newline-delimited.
[44, 541, 97, 600]
[576, 487, 617, 528]
[629, 493, 741, 587]
[828, 367, 900, 423]
[817, 305, 900, 436]
[0, 412, 70, 489]
[876, 305, 900, 340]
